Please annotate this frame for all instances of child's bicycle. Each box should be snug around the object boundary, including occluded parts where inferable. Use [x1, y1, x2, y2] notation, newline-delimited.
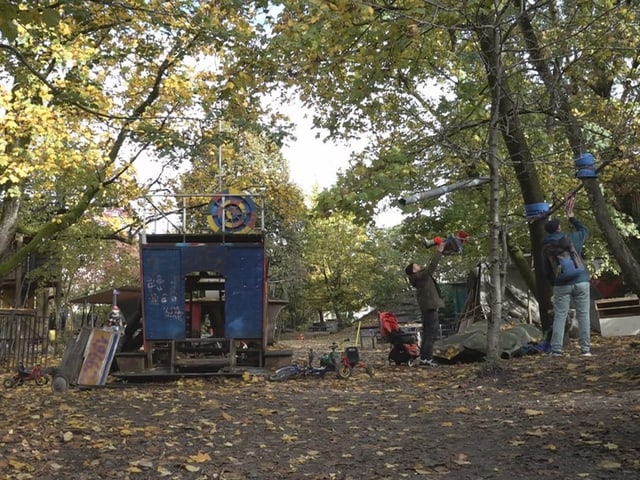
[333, 322, 376, 379]
[335, 343, 375, 380]
[268, 344, 342, 382]
[3, 363, 49, 388]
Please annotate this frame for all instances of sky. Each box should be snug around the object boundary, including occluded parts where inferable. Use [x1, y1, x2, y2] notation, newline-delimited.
[280, 106, 353, 197]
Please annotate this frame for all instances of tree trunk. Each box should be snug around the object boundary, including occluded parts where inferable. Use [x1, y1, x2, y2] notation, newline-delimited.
[476, 17, 555, 334]
[481, 18, 505, 362]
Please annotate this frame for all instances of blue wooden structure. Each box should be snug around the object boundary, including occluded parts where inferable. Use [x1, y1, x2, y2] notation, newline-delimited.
[137, 228, 268, 374]
[112, 191, 275, 376]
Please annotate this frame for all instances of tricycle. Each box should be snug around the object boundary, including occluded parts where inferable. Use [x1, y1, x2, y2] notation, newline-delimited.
[3, 363, 49, 388]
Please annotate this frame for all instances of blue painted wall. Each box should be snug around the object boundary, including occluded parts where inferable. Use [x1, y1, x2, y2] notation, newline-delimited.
[141, 242, 265, 341]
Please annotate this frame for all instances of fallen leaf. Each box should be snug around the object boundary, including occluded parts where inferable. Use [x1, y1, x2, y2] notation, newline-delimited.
[189, 452, 211, 463]
[524, 409, 544, 416]
[282, 434, 298, 443]
[453, 453, 471, 465]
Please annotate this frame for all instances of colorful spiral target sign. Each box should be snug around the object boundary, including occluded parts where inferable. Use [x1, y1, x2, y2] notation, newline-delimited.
[207, 189, 257, 233]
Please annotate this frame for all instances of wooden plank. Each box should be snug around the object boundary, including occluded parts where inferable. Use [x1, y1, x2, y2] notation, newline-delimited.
[77, 329, 120, 385]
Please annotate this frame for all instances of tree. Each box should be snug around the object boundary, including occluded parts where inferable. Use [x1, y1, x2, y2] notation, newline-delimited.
[251, 0, 640, 340]
[301, 209, 381, 326]
[0, 1, 284, 281]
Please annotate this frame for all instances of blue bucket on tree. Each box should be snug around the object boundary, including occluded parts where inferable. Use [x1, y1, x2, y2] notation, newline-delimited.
[525, 202, 550, 220]
[575, 153, 598, 178]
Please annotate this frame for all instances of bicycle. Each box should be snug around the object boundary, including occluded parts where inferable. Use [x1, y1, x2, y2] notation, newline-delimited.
[268, 344, 341, 382]
[3, 363, 49, 388]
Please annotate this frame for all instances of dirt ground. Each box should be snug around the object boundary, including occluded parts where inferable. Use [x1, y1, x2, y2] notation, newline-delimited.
[1, 330, 639, 480]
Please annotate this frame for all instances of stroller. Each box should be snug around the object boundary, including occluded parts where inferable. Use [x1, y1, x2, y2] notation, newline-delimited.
[379, 311, 421, 366]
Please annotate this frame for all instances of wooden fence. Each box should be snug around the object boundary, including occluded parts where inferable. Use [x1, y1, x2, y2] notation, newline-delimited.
[0, 309, 49, 371]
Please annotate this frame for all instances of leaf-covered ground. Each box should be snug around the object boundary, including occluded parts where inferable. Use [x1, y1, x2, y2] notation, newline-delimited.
[1, 332, 639, 479]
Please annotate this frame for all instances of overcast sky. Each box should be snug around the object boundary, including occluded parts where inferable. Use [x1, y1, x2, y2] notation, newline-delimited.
[280, 106, 354, 197]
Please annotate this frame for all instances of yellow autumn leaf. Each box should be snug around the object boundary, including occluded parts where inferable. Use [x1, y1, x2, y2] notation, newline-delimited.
[441, 421, 453, 427]
[189, 452, 211, 463]
[417, 405, 436, 412]
[156, 466, 172, 477]
[603, 442, 618, 450]
[326, 406, 343, 412]
[255, 408, 277, 416]
[8, 459, 28, 470]
[221, 411, 234, 421]
[184, 464, 200, 472]
[546, 444, 557, 451]
[282, 434, 298, 443]
[600, 461, 621, 469]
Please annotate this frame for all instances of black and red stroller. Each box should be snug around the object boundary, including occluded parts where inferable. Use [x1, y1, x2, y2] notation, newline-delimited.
[379, 311, 420, 366]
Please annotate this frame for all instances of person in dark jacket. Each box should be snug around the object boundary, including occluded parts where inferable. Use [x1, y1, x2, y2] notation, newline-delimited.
[542, 194, 591, 357]
[405, 241, 446, 366]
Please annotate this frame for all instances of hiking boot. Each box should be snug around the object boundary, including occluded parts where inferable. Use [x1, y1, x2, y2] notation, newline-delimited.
[549, 351, 564, 357]
[579, 351, 593, 357]
[419, 358, 439, 367]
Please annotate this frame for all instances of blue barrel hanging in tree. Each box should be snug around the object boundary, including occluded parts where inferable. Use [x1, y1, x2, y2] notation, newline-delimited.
[525, 202, 550, 220]
[575, 152, 598, 179]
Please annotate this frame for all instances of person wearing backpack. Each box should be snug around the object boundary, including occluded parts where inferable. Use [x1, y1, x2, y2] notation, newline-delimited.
[542, 194, 592, 357]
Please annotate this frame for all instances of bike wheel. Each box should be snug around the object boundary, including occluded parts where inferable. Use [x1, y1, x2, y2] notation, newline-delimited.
[3, 377, 16, 388]
[268, 365, 300, 382]
[337, 365, 352, 379]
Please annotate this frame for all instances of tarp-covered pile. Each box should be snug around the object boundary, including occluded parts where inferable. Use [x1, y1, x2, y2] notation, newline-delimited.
[434, 263, 544, 362]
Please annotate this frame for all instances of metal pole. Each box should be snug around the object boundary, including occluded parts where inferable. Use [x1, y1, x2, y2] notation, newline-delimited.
[398, 177, 491, 206]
